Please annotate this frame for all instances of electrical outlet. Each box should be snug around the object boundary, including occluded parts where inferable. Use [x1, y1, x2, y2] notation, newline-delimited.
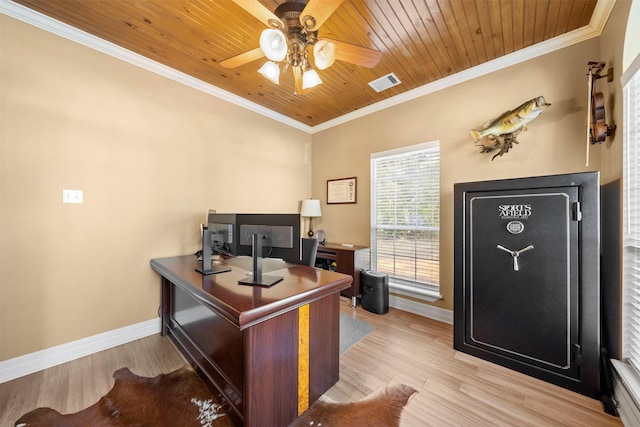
[62, 189, 83, 204]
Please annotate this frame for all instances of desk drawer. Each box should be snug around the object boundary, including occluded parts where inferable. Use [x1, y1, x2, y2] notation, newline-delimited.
[316, 251, 337, 261]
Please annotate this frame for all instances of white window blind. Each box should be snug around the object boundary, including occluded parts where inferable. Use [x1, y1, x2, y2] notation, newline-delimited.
[623, 62, 640, 372]
[370, 142, 440, 291]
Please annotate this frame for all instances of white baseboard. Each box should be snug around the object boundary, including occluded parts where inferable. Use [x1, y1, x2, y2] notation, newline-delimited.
[0, 318, 161, 383]
[390, 295, 454, 324]
[1, 299, 452, 384]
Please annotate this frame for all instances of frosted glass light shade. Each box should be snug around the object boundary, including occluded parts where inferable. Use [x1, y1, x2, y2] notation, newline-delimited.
[302, 69, 322, 89]
[313, 40, 336, 70]
[300, 199, 322, 217]
[260, 29, 287, 62]
[258, 61, 280, 84]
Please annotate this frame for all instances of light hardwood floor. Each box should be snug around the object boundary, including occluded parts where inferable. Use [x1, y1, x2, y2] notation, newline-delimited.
[1, 298, 623, 426]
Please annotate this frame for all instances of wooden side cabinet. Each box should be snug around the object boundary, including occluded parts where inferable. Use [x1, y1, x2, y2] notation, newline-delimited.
[315, 243, 370, 306]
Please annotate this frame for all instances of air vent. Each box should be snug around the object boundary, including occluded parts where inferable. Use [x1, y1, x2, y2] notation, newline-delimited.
[368, 73, 401, 92]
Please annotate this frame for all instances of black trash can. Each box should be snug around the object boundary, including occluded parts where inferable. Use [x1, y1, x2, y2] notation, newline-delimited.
[360, 270, 389, 314]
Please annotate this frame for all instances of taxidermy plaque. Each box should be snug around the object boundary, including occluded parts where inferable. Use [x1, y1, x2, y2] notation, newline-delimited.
[470, 96, 551, 160]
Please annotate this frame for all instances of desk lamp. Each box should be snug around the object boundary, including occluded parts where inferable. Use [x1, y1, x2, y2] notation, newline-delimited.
[301, 199, 322, 237]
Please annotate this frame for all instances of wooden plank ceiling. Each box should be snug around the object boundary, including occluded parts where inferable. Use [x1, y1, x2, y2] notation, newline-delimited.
[13, 0, 597, 127]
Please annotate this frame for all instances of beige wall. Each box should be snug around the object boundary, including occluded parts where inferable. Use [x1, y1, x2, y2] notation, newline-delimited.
[0, 17, 311, 360]
[597, 0, 631, 184]
[1, 2, 632, 362]
[311, 2, 629, 312]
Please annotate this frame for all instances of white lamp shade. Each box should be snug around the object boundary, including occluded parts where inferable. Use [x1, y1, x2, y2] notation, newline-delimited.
[260, 29, 287, 62]
[258, 61, 280, 84]
[302, 69, 322, 89]
[300, 199, 322, 217]
[313, 40, 336, 70]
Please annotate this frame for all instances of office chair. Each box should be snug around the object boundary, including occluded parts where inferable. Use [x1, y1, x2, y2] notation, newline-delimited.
[300, 238, 319, 267]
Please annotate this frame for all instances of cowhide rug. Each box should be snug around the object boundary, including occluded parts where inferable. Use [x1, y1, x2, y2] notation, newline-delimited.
[15, 366, 233, 427]
[290, 383, 417, 427]
[15, 366, 417, 427]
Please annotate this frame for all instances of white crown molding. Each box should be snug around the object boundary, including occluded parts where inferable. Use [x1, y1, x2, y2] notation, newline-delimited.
[0, 0, 313, 133]
[590, 0, 617, 34]
[0, 318, 160, 383]
[311, 0, 616, 133]
[0, 0, 615, 134]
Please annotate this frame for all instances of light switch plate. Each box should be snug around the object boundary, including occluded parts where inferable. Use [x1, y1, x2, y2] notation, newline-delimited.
[62, 189, 83, 204]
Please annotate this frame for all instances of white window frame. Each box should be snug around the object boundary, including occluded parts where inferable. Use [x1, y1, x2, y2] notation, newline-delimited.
[622, 57, 640, 372]
[612, 50, 640, 425]
[370, 141, 441, 302]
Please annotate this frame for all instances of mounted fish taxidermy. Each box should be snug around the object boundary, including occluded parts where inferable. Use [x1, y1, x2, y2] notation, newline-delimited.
[470, 96, 551, 160]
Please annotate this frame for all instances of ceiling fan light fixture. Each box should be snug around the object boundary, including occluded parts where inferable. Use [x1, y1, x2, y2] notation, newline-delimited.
[258, 61, 280, 84]
[302, 68, 322, 89]
[313, 39, 336, 70]
[220, 1, 384, 96]
[260, 29, 287, 61]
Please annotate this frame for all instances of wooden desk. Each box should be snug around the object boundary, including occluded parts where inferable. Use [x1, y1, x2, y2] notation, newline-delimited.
[315, 243, 370, 307]
[150, 255, 352, 427]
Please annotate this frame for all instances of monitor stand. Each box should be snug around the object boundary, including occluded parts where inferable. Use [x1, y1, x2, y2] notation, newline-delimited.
[238, 233, 283, 287]
[196, 229, 231, 275]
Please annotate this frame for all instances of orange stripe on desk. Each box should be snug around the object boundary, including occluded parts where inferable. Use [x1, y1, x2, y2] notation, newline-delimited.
[298, 304, 310, 415]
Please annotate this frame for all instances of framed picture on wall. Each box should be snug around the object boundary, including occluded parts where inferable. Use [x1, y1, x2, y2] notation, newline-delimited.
[327, 177, 357, 204]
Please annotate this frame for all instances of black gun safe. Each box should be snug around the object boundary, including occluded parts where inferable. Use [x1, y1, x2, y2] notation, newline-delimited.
[454, 172, 600, 398]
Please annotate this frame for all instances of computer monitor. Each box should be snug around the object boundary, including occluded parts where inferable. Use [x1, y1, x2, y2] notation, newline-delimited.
[198, 211, 300, 274]
[196, 227, 232, 275]
[206, 212, 238, 255]
[235, 214, 300, 261]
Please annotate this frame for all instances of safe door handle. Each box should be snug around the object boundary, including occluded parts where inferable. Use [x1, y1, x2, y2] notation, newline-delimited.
[517, 245, 534, 254]
[497, 245, 515, 255]
[496, 244, 534, 271]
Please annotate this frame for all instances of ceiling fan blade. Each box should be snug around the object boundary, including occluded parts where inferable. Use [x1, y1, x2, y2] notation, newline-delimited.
[322, 38, 382, 68]
[220, 47, 264, 68]
[231, 0, 279, 27]
[293, 67, 311, 95]
[301, 0, 345, 30]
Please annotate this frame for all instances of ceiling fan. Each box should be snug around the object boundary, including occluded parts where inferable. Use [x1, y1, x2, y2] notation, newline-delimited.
[221, 0, 383, 95]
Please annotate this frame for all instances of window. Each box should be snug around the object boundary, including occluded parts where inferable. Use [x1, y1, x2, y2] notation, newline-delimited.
[623, 60, 640, 372]
[370, 142, 440, 299]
